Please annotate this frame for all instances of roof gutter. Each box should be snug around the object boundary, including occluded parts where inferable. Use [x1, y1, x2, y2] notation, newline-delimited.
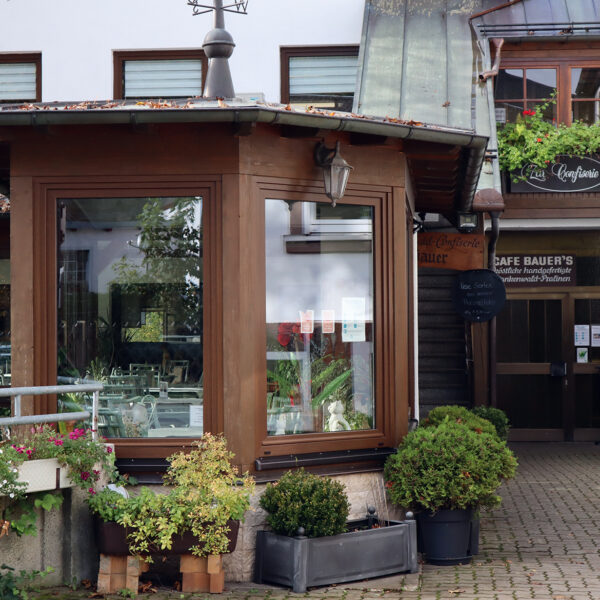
[0, 104, 488, 212]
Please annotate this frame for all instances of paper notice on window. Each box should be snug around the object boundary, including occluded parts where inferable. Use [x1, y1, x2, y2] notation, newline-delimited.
[575, 324, 590, 347]
[189, 404, 203, 427]
[342, 297, 366, 342]
[322, 309, 335, 334]
[577, 348, 589, 363]
[592, 325, 600, 347]
[299, 310, 314, 334]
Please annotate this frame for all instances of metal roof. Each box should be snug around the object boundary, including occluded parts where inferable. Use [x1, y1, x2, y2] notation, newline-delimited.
[0, 97, 487, 214]
[472, 0, 600, 39]
[355, 0, 496, 195]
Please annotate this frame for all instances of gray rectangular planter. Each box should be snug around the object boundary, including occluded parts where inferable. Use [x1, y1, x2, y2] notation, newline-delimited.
[254, 518, 418, 593]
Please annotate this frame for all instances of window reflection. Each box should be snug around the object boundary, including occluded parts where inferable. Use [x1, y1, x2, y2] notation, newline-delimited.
[265, 199, 375, 436]
[57, 197, 203, 439]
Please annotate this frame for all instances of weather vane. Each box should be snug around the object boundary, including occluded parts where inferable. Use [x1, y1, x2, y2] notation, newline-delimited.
[187, 0, 249, 99]
[187, 0, 249, 16]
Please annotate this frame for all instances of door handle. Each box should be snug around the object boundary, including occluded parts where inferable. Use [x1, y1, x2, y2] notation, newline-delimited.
[550, 362, 567, 377]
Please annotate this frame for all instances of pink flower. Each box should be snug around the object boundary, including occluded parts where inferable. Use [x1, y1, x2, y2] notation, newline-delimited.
[106, 446, 113, 453]
[88, 488, 96, 495]
[93, 470, 100, 476]
[80, 471, 90, 481]
[54, 439, 64, 446]
[25, 449, 34, 458]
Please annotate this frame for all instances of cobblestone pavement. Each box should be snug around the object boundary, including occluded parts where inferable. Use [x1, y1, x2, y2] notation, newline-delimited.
[28, 443, 600, 600]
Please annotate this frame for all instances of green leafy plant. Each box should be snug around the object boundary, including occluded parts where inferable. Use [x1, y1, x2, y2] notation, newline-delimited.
[88, 433, 254, 559]
[421, 405, 497, 438]
[470, 406, 510, 441]
[384, 420, 517, 513]
[497, 94, 600, 177]
[0, 564, 53, 600]
[259, 468, 350, 538]
[7, 493, 63, 536]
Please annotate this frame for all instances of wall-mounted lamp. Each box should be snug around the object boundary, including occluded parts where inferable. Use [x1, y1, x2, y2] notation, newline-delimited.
[314, 141, 353, 207]
[457, 212, 478, 233]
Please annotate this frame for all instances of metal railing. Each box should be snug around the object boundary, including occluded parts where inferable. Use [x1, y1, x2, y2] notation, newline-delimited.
[0, 377, 102, 441]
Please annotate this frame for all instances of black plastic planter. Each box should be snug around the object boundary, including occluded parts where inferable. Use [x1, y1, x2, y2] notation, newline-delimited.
[94, 519, 240, 556]
[254, 518, 418, 593]
[416, 508, 478, 566]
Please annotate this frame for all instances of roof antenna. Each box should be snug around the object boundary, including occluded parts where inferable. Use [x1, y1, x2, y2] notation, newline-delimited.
[187, 0, 249, 99]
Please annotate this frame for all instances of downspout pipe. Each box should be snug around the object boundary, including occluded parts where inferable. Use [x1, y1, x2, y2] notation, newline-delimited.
[479, 38, 504, 81]
[488, 211, 501, 408]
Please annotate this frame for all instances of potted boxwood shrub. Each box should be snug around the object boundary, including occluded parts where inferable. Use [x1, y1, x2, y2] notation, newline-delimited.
[255, 468, 417, 593]
[384, 420, 517, 566]
[88, 433, 254, 593]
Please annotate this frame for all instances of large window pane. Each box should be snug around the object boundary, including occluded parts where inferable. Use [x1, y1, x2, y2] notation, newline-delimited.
[525, 68, 556, 98]
[265, 199, 375, 436]
[571, 67, 600, 98]
[572, 100, 600, 124]
[495, 69, 524, 99]
[57, 196, 203, 439]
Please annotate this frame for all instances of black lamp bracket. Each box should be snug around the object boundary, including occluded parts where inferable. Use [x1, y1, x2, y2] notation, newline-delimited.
[314, 141, 339, 168]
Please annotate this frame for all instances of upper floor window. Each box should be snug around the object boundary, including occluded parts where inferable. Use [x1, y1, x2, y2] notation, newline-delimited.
[495, 42, 600, 126]
[0, 53, 41, 103]
[280, 46, 359, 112]
[113, 50, 207, 100]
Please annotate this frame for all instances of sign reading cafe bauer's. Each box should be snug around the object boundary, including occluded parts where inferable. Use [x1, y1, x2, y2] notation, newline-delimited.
[510, 155, 600, 193]
[495, 254, 576, 287]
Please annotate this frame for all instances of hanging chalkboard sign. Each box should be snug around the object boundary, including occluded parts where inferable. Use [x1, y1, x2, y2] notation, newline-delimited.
[452, 269, 506, 323]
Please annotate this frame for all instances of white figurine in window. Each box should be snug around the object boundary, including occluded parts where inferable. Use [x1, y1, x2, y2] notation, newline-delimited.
[328, 400, 350, 431]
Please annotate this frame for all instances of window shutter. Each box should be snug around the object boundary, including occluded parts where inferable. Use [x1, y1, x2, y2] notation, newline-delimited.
[123, 59, 203, 98]
[289, 55, 358, 96]
[0, 62, 37, 101]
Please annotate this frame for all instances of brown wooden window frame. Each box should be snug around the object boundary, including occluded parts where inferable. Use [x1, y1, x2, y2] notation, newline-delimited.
[113, 49, 208, 100]
[0, 53, 41, 103]
[280, 45, 359, 108]
[499, 41, 600, 126]
[254, 181, 406, 459]
[32, 177, 221, 459]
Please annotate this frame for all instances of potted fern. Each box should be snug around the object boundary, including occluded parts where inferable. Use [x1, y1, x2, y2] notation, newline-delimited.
[255, 468, 417, 593]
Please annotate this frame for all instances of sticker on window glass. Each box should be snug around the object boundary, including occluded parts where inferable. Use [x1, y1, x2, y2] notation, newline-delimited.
[299, 310, 314, 334]
[342, 297, 366, 342]
[577, 347, 589, 363]
[322, 309, 335, 334]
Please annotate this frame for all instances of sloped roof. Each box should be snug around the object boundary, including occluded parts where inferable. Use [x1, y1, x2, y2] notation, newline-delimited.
[472, 0, 600, 39]
[0, 97, 487, 215]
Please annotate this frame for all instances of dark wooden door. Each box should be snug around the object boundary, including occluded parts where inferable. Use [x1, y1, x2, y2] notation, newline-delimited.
[496, 294, 568, 441]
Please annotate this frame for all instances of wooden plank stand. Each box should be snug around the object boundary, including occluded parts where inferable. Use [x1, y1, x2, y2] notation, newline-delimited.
[180, 553, 225, 593]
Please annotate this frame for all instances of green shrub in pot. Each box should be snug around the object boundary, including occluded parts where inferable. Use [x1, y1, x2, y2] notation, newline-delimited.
[421, 405, 497, 438]
[470, 406, 510, 441]
[259, 468, 349, 538]
[384, 420, 517, 513]
[88, 433, 254, 559]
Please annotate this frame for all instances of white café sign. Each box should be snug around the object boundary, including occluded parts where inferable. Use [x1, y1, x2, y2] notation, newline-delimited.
[510, 155, 600, 193]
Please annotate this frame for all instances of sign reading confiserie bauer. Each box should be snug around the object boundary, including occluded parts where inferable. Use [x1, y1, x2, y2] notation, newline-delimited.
[418, 232, 484, 271]
[495, 254, 576, 287]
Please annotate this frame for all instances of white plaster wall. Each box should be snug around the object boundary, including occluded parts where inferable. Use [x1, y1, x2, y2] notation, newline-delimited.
[0, 0, 364, 103]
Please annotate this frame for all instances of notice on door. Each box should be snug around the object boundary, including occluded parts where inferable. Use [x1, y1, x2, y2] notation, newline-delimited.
[575, 324, 590, 347]
[495, 254, 576, 287]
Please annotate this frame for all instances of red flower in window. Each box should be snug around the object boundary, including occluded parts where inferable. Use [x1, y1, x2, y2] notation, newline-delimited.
[277, 321, 311, 348]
